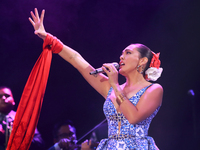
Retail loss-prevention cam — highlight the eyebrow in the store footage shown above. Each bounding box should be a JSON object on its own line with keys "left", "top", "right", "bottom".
{"left": 122, "top": 49, "right": 132, "bottom": 54}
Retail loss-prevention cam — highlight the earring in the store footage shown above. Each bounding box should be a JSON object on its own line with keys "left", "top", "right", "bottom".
{"left": 137, "top": 65, "right": 144, "bottom": 74}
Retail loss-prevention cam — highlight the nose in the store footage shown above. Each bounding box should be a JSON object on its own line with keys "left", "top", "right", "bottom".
{"left": 120, "top": 54, "right": 124, "bottom": 60}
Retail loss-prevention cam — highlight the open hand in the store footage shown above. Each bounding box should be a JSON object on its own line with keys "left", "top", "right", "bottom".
{"left": 29, "top": 8, "right": 47, "bottom": 40}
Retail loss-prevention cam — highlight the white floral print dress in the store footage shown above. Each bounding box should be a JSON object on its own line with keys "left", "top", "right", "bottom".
{"left": 96, "top": 84, "right": 160, "bottom": 150}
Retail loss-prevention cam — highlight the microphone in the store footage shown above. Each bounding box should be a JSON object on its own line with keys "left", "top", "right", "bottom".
{"left": 89, "top": 62, "right": 119, "bottom": 75}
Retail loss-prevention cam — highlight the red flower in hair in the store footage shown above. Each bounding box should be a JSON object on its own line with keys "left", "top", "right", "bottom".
{"left": 145, "top": 51, "right": 163, "bottom": 81}
{"left": 150, "top": 52, "right": 161, "bottom": 69}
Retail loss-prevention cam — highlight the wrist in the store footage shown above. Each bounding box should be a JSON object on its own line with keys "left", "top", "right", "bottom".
{"left": 35, "top": 31, "right": 47, "bottom": 40}
{"left": 40, "top": 32, "right": 47, "bottom": 40}
{"left": 116, "top": 93, "right": 127, "bottom": 105}
{"left": 42, "top": 32, "right": 47, "bottom": 40}
{"left": 111, "top": 83, "right": 119, "bottom": 90}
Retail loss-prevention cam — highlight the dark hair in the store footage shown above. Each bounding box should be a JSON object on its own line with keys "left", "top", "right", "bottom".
{"left": 52, "top": 120, "right": 75, "bottom": 139}
{"left": 134, "top": 44, "right": 153, "bottom": 76}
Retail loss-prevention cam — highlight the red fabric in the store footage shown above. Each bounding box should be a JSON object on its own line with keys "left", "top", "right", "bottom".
{"left": 6, "top": 34, "right": 63, "bottom": 150}
{"left": 149, "top": 52, "right": 161, "bottom": 69}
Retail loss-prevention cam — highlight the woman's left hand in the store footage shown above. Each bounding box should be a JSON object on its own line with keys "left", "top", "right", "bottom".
{"left": 102, "top": 63, "right": 119, "bottom": 87}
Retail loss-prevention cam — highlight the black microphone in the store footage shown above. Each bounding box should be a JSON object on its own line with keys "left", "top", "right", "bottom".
{"left": 89, "top": 62, "right": 119, "bottom": 75}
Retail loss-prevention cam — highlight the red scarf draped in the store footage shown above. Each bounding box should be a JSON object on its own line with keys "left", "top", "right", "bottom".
{"left": 7, "top": 34, "right": 63, "bottom": 150}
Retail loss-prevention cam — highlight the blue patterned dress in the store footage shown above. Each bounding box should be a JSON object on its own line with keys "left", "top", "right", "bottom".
{"left": 96, "top": 84, "right": 160, "bottom": 150}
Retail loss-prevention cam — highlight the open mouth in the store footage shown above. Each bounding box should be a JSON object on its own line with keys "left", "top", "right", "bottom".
{"left": 119, "top": 62, "right": 125, "bottom": 67}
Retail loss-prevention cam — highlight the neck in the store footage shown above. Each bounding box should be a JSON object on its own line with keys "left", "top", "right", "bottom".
{"left": 124, "top": 71, "right": 146, "bottom": 87}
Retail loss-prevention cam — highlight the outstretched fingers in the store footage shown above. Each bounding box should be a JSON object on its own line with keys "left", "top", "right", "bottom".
{"left": 29, "top": 10, "right": 37, "bottom": 27}
{"left": 28, "top": 17, "right": 34, "bottom": 27}
{"left": 30, "top": 11, "right": 37, "bottom": 22}
{"left": 34, "top": 8, "right": 40, "bottom": 20}
{"left": 40, "top": 9, "right": 45, "bottom": 23}
{"left": 29, "top": 8, "right": 45, "bottom": 25}
{"left": 28, "top": 8, "right": 47, "bottom": 39}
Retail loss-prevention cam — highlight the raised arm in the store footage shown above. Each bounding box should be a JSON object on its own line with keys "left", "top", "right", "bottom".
{"left": 29, "top": 8, "right": 111, "bottom": 98}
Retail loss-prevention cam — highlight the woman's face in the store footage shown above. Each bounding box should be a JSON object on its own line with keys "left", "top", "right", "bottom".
{"left": 119, "top": 44, "right": 141, "bottom": 75}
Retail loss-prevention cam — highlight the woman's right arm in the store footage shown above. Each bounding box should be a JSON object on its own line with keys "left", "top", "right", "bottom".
{"left": 58, "top": 44, "right": 111, "bottom": 98}
{"left": 29, "top": 8, "right": 111, "bottom": 98}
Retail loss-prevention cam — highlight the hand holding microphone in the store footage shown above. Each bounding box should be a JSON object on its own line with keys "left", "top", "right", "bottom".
{"left": 89, "top": 62, "right": 119, "bottom": 75}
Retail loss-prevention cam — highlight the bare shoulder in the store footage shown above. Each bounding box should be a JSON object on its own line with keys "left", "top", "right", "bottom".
{"left": 143, "top": 83, "right": 163, "bottom": 106}
{"left": 148, "top": 83, "right": 163, "bottom": 93}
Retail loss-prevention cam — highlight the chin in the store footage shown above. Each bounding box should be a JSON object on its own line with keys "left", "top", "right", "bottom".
{"left": 119, "top": 69, "right": 126, "bottom": 76}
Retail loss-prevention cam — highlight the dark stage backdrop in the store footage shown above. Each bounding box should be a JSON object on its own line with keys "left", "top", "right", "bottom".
{"left": 0, "top": 0, "right": 200, "bottom": 149}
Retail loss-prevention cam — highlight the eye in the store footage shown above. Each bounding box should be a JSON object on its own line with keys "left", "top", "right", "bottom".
{"left": 0, "top": 94, "right": 10, "bottom": 98}
{"left": 126, "top": 51, "right": 131, "bottom": 54}
{"left": 4, "top": 94, "right": 10, "bottom": 98}
{"left": 5, "top": 94, "right": 10, "bottom": 98}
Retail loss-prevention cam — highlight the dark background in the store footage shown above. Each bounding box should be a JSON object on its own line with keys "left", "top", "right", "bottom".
{"left": 0, "top": 0, "right": 200, "bottom": 149}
